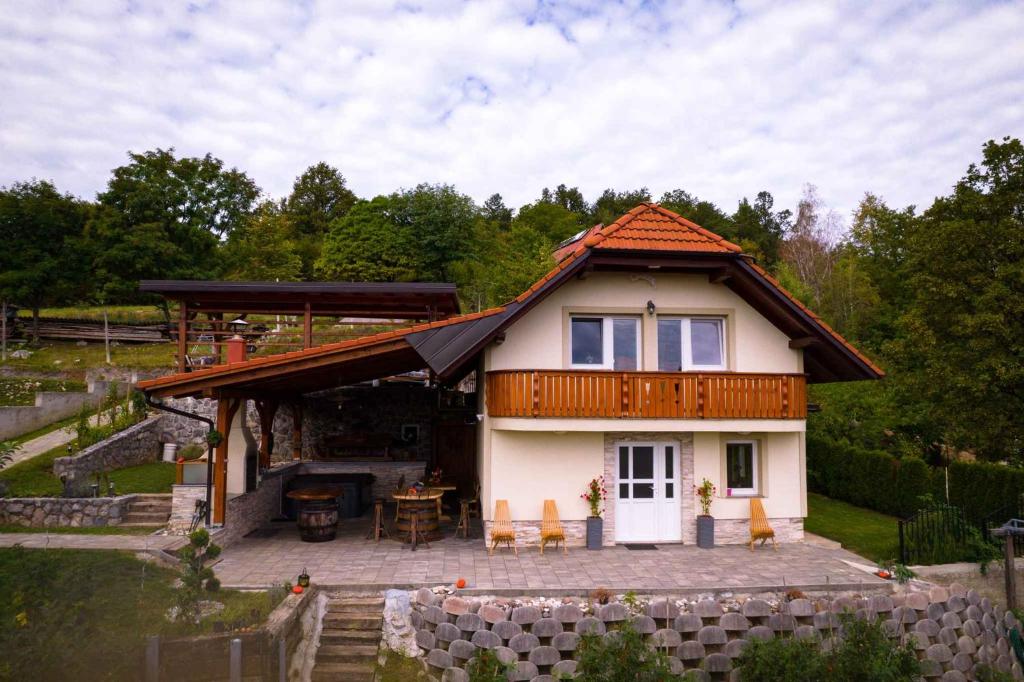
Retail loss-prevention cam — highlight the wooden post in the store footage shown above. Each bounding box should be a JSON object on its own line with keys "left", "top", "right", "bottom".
{"left": 292, "top": 402, "right": 303, "bottom": 461}
{"left": 255, "top": 399, "right": 279, "bottom": 469}
{"left": 1006, "top": 533, "right": 1016, "bottom": 612}
{"left": 103, "top": 309, "right": 111, "bottom": 364}
{"left": 213, "top": 397, "right": 241, "bottom": 525}
{"left": 177, "top": 303, "right": 188, "bottom": 372}
{"left": 303, "top": 303, "right": 312, "bottom": 349}
{"left": 1, "top": 300, "right": 6, "bottom": 363}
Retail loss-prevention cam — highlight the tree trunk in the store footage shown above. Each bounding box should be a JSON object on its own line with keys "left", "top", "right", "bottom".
{"left": 31, "top": 306, "right": 40, "bottom": 346}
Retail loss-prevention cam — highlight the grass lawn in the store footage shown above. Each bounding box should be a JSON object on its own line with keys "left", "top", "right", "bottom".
{"left": 805, "top": 492, "right": 900, "bottom": 563}
{"left": 0, "top": 442, "right": 176, "bottom": 498}
{"left": 1, "top": 340, "right": 176, "bottom": 375}
{"left": 0, "top": 376, "right": 87, "bottom": 406}
{"left": 0, "top": 524, "right": 158, "bottom": 535}
{"left": 16, "top": 304, "right": 168, "bottom": 324}
{"left": 0, "top": 548, "right": 283, "bottom": 680}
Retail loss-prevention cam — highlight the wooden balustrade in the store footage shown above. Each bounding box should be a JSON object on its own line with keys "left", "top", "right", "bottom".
{"left": 485, "top": 370, "right": 807, "bottom": 419}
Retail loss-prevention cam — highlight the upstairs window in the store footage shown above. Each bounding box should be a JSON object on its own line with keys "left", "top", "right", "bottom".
{"left": 656, "top": 317, "right": 725, "bottom": 371}
{"left": 570, "top": 316, "right": 639, "bottom": 370}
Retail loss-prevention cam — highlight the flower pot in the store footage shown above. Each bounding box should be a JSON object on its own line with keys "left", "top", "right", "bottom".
{"left": 586, "top": 516, "right": 603, "bottom": 550}
{"left": 696, "top": 515, "right": 715, "bottom": 549}
{"left": 162, "top": 442, "right": 178, "bottom": 463}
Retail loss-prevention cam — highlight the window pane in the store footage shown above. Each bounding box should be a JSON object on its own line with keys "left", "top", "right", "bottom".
{"left": 612, "top": 319, "right": 638, "bottom": 370}
{"left": 571, "top": 318, "right": 603, "bottom": 365}
{"left": 657, "top": 320, "right": 682, "bottom": 371}
{"left": 665, "top": 447, "right": 674, "bottom": 479}
{"left": 619, "top": 483, "right": 629, "bottom": 499}
{"left": 727, "top": 443, "right": 755, "bottom": 490}
{"left": 691, "top": 319, "right": 723, "bottom": 366}
{"left": 633, "top": 446, "right": 654, "bottom": 479}
{"left": 633, "top": 483, "right": 654, "bottom": 498}
{"left": 619, "top": 446, "right": 629, "bottom": 478}
{"left": 665, "top": 482, "right": 674, "bottom": 498}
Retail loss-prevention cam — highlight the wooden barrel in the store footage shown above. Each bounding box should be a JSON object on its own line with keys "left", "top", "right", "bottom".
{"left": 297, "top": 499, "right": 339, "bottom": 542}
{"left": 396, "top": 498, "right": 441, "bottom": 541}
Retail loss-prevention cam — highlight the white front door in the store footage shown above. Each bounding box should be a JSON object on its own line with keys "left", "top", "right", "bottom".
{"left": 614, "top": 442, "right": 681, "bottom": 543}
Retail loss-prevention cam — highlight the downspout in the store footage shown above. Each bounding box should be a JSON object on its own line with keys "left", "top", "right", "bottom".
{"left": 145, "top": 393, "right": 215, "bottom": 526}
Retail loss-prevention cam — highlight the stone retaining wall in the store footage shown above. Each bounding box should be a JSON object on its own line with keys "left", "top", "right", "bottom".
{"left": 483, "top": 521, "right": 588, "bottom": 548}
{"left": 0, "top": 494, "right": 136, "bottom": 527}
{"left": 714, "top": 517, "right": 804, "bottom": 544}
{"left": 406, "top": 585, "right": 1024, "bottom": 681}
{"left": 168, "top": 485, "right": 207, "bottom": 534}
{"left": 215, "top": 465, "right": 300, "bottom": 547}
{"left": 0, "top": 379, "right": 123, "bottom": 440}
{"left": 296, "top": 461, "right": 425, "bottom": 500}
{"left": 52, "top": 415, "right": 163, "bottom": 485}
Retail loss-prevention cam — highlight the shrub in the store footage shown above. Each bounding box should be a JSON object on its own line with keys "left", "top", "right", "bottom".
{"left": 576, "top": 623, "right": 675, "bottom": 681}
{"left": 175, "top": 528, "right": 222, "bottom": 623}
{"left": 179, "top": 443, "right": 205, "bottom": 461}
{"left": 736, "top": 634, "right": 827, "bottom": 682}
{"left": 466, "top": 648, "right": 511, "bottom": 682}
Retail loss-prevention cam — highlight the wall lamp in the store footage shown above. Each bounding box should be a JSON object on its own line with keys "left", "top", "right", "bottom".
{"left": 646, "top": 300, "right": 656, "bottom": 316}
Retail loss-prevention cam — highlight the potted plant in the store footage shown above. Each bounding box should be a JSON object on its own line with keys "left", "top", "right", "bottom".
{"left": 580, "top": 476, "right": 608, "bottom": 550}
{"left": 694, "top": 477, "right": 716, "bottom": 549}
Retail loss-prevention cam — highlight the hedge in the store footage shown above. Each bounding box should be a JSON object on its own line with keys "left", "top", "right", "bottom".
{"left": 806, "top": 435, "right": 1024, "bottom": 524}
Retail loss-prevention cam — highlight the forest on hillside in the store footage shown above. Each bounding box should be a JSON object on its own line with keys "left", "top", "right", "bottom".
{"left": 1, "top": 138, "right": 1022, "bottom": 464}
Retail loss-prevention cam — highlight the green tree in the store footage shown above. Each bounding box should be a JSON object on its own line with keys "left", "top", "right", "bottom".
{"left": 732, "top": 191, "right": 791, "bottom": 265}
{"left": 316, "top": 196, "right": 417, "bottom": 281}
{"left": 658, "top": 188, "right": 737, "bottom": 239}
{"left": 514, "top": 200, "right": 582, "bottom": 243}
{"left": 284, "top": 163, "right": 358, "bottom": 278}
{"left": 540, "top": 183, "right": 590, "bottom": 217}
{"left": 481, "top": 193, "right": 513, "bottom": 229}
{"left": 221, "top": 203, "right": 303, "bottom": 281}
{"left": 0, "top": 180, "right": 89, "bottom": 341}
{"left": 591, "top": 187, "right": 652, "bottom": 226}
{"left": 390, "top": 183, "right": 479, "bottom": 281}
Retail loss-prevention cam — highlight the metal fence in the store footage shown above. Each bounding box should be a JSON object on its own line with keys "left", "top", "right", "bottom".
{"left": 898, "top": 503, "right": 971, "bottom": 565}
{"left": 980, "top": 496, "right": 1024, "bottom": 558}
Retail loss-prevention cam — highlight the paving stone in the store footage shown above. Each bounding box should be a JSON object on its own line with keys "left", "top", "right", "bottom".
{"left": 528, "top": 645, "right": 561, "bottom": 667}
{"left": 553, "top": 604, "right": 582, "bottom": 624}
{"left": 892, "top": 605, "right": 918, "bottom": 625}
{"left": 448, "top": 639, "right": 475, "bottom": 661}
{"left": 599, "top": 603, "right": 629, "bottom": 622}
{"left": 741, "top": 599, "right": 771, "bottom": 618}
{"left": 630, "top": 615, "right": 657, "bottom": 635}
{"left": 456, "top": 613, "right": 485, "bottom": 634}
{"left": 479, "top": 605, "right": 508, "bottom": 624}
{"left": 697, "top": 625, "right": 728, "bottom": 646}
{"left": 788, "top": 598, "right": 814, "bottom": 617}
{"left": 695, "top": 599, "right": 724, "bottom": 619}
{"left": 915, "top": 619, "right": 941, "bottom": 637}
{"left": 930, "top": 586, "right": 950, "bottom": 603}
{"left": 531, "top": 617, "right": 563, "bottom": 639}
{"left": 436, "top": 623, "right": 462, "bottom": 646}
{"left": 551, "top": 660, "right": 577, "bottom": 677}
{"left": 941, "top": 612, "right": 962, "bottom": 629}
{"left": 870, "top": 595, "right": 894, "bottom": 614}
{"left": 651, "top": 628, "right": 683, "bottom": 648}
{"left": 508, "top": 633, "right": 540, "bottom": 654}
{"left": 768, "top": 613, "right": 797, "bottom": 631}
{"left": 415, "top": 588, "right": 437, "bottom": 606}
{"left": 674, "top": 613, "right": 703, "bottom": 633}
{"left": 746, "top": 625, "right": 775, "bottom": 641}
{"left": 511, "top": 606, "right": 541, "bottom": 626}
{"left": 424, "top": 605, "right": 448, "bottom": 627}
{"left": 508, "top": 661, "right": 538, "bottom": 681}
{"left": 677, "top": 640, "right": 706, "bottom": 660}
{"left": 720, "top": 612, "right": 750, "bottom": 632}
{"left": 574, "top": 617, "right": 605, "bottom": 635}
{"left": 444, "top": 597, "right": 470, "bottom": 617}
{"left": 552, "top": 631, "right": 580, "bottom": 653}
{"left": 946, "top": 596, "right": 967, "bottom": 613}
{"left": 724, "top": 639, "right": 748, "bottom": 658}
{"left": 416, "top": 629, "right": 436, "bottom": 651}
{"left": 493, "top": 646, "right": 517, "bottom": 666}
{"left": 927, "top": 603, "right": 947, "bottom": 622}
{"left": 441, "top": 667, "right": 469, "bottom": 682}
{"left": 702, "top": 653, "right": 732, "bottom": 673}
{"left": 927, "top": 643, "right": 954, "bottom": 663}
{"left": 492, "top": 620, "right": 523, "bottom": 641}
{"left": 813, "top": 611, "right": 840, "bottom": 630}
{"left": 938, "top": 627, "right": 959, "bottom": 646}
{"left": 906, "top": 592, "right": 930, "bottom": 611}
{"left": 648, "top": 599, "right": 679, "bottom": 620}
{"left": 426, "top": 648, "right": 454, "bottom": 670}
{"left": 471, "top": 629, "right": 501, "bottom": 650}
{"left": 918, "top": 658, "right": 943, "bottom": 678}
{"left": 794, "top": 625, "right": 819, "bottom": 640}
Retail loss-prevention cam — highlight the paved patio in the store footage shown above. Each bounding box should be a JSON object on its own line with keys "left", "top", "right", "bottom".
{"left": 213, "top": 517, "right": 889, "bottom": 594}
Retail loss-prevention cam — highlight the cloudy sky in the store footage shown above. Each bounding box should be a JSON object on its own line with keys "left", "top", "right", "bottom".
{"left": 2, "top": 0, "right": 1022, "bottom": 220}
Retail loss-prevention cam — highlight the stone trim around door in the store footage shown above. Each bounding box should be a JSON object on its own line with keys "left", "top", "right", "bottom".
{"left": 602, "top": 432, "right": 695, "bottom": 547}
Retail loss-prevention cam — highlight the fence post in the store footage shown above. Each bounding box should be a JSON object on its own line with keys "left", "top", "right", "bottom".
{"left": 145, "top": 635, "right": 159, "bottom": 682}
{"left": 898, "top": 519, "right": 906, "bottom": 565}
{"left": 230, "top": 638, "right": 242, "bottom": 682}
{"left": 1006, "top": 535, "right": 1017, "bottom": 612}
{"left": 278, "top": 637, "right": 287, "bottom": 682}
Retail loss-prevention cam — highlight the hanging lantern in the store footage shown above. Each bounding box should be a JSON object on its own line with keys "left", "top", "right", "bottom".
{"left": 297, "top": 568, "right": 310, "bottom": 588}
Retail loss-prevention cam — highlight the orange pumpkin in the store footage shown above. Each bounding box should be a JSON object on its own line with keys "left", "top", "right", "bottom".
{"left": 456, "top": 578, "right": 467, "bottom": 589}
{"left": 292, "top": 585, "right": 304, "bottom": 594}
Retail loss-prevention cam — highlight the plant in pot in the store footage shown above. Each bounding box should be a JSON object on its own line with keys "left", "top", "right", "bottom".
{"left": 694, "top": 477, "right": 716, "bottom": 549}
{"left": 580, "top": 476, "right": 608, "bottom": 550}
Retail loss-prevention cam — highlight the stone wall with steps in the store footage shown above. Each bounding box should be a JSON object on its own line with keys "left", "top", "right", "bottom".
{"left": 312, "top": 594, "right": 383, "bottom": 682}
{"left": 52, "top": 415, "right": 164, "bottom": 486}
{"left": 0, "top": 494, "right": 137, "bottom": 527}
{"left": 402, "top": 584, "right": 1024, "bottom": 681}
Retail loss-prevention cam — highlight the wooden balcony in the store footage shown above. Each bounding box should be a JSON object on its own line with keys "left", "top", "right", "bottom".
{"left": 486, "top": 370, "right": 807, "bottom": 419}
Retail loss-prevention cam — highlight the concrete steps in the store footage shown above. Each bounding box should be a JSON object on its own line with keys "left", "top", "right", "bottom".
{"left": 120, "top": 494, "right": 171, "bottom": 529}
{"left": 312, "top": 594, "right": 383, "bottom": 682}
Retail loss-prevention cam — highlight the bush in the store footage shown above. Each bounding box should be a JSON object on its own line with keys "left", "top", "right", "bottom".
{"left": 466, "top": 648, "right": 511, "bottom": 682}
{"left": 736, "top": 635, "right": 827, "bottom": 682}
{"left": 179, "top": 443, "right": 205, "bottom": 461}
{"left": 576, "top": 623, "right": 676, "bottom": 681}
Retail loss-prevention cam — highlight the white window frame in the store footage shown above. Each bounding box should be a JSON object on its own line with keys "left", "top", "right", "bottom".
{"left": 569, "top": 315, "right": 641, "bottom": 370}
{"left": 657, "top": 316, "right": 726, "bottom": 371}
{"left": 725, "top": 439, "right": 759, "bottom": 497}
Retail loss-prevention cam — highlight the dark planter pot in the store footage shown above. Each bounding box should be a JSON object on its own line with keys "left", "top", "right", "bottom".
{"left": 586, "top": 516, "right": 603, "bottom": 550}
{"left": 696, "top": 515, "right": 715, "bottom": 549}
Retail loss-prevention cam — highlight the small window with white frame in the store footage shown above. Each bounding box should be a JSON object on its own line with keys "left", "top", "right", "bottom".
{"left": 725, "top": 440, "right": 758, "bottom": 496}
{"left": 570, "top": 316, "right": 640, "bottom": 370}
{"left": 656, "top": 317, "right": 726, "bottom": 371}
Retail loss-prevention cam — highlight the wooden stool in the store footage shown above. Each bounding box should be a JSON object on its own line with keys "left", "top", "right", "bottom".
{"left": 455, "top": 500, "right": 471, "bottom": 539}
{"left": 408, "top": 509, "right": 430, "bottom": 551}
{"left": 365, "top": 498, "right": 390, "bottom": 542}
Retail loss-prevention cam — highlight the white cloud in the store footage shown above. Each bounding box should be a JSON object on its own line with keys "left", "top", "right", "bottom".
{"left": 0, "top": 0, "right": 1022, "bottom": 222}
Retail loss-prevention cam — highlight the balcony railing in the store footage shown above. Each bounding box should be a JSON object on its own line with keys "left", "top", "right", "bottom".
{"left": 486, "top": 370, "right": 807, "bottom": 419}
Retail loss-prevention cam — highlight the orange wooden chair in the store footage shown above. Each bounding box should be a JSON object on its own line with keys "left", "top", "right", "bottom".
{"left": 749, "top": 498, "right": 777, "bottom": 550}
{"left": 490, "top": 499, "right": 517, "bottom": 556}
{"left": 540, "top": 499, "right": 567, "bottom": 555}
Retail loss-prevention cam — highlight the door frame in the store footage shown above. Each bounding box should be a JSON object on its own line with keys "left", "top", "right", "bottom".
{"left": 614, "top": 440, "right": 681, "bottom": 543}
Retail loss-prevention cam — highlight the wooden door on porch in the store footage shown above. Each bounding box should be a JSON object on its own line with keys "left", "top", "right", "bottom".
{"left": 432, "top": 419, "right": 477, "bottom": 494}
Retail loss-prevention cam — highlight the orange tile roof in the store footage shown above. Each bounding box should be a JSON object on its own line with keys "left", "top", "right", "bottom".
{"left": 137, "top": 305, "right": 508, "bottom": 391}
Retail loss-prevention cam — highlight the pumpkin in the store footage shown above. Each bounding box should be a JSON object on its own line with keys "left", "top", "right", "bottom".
{"left": 456, "top": 578, "right": 466, "bottom": 589}
{"left": 292, "top": 585, "right": 304, "bottom": 594}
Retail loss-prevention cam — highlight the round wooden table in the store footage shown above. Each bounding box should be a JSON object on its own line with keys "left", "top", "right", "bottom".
{"left": 393, "top": 489, "right": 444, "bottom": 544}
{"left": 287, "top": 486, "right": 343, "bottom": 542}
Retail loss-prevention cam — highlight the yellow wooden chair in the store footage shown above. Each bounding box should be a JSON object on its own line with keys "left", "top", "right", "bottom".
{"left": 490, "top": 499, "right": 517, "bottom": 556}
{"left": 540, "top": 499, "right": 567, "bottom": 555}
{"left": 749, "top": 498, "right": 777, "bottom": 551}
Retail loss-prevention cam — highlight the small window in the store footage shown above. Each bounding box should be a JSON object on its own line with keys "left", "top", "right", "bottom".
{"left": 726, "top": 441, "right": 758, "bottom": 496}
{"left": 570, "top": 316, "right": 640, "bottom": 370}
{"left": 657, "top": 317, "right": 726, "bottom": 371}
